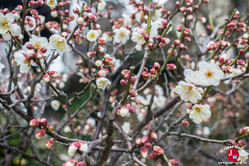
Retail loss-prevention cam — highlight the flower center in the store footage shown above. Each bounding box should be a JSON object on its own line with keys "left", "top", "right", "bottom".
{"left": 119, "top": 31, "right": 125, "bottom": 37}
{"left": 205, "top": 71, "right": 213, "bottom": 78}
{"left": 90, "top": 32, "right": 96, "bottom": 39}
{"left": 55, "top": 39, "right": 66, "bottom": 50}
{"left": 186, "top": 85, "right": 193, "bottom": 91}
{"left": 195, "top": 107, "right": 201, "bottom": 112}
{"left": 1, "top": 20, "right": 10, "bottom": 29}
{"left": 49, "top": 0, "right": 56, "bottom": 5}
{"left": 34, "top": 43, "right": 42, "bottom": 50}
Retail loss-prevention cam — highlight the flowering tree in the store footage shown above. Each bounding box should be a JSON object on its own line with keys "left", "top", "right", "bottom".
{"left": 0, "top": 0, "right": 249, "bottom": 165}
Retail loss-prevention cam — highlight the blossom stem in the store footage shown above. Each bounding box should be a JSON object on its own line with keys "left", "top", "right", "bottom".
{"left": 228, "top": 45, "right": 249, "bottom": 67}
{"left": 146, "top": 10, "right": 152, "bottom": 38}
{"left": 122, "top": 66, "right": 135, "bottom": 103}
{"left": 210, "top": 9, "right": 237, "bottom": 59}
{"left": 197, "top": 86, "right": 212, "bottom": 104}
{"left": 163, "top": 154, "right": 172, "bottom": 166}
{"left": 234, "top": 132, "right": 249, "bottom": 142}
{"left": 158, "top": 28, "right": 185, "bottom": 76}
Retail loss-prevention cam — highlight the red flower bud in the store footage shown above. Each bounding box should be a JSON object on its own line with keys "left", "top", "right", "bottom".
{"left": 40, "top": 118, "right": 48, "bottom": 126}
{"left": 35, "top": 130, "right": 45, "bottom": 139}
{"left": 29, "top": 119, "right": 39, "bottom": 127}
{"left": 46, "top": 139, "right": 55, "bottom": 149}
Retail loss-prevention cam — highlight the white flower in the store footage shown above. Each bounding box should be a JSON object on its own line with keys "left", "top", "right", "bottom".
{"left": 197, "top": 61, "right": 224, "bottom": 86}
{"left": 238, "top": 149, "right": 249, "bottom": 163}
{"left": 119, "top": 107, "right": 129, "bottom": 117}
{"left": 24, "top": 16, "right": 36, "bottom": 31}
{"left": 122, "top": 122, "right": 130, "bottom": 134}
{"left": 131, "top": 28, "right": 146, "bottom": 45}
{"left": 79, "top": 142, "right": 88, "bottom": 152}
{"left": 98, "top": 0, "right": 106, "bottom": 10}
{"left": 184, "top": 69, "right": 201, "bottom": 85}
{"left": 2, "top": 24, "right": 21, "bottom": 41}
{"left": 51, "top": 100, "right": 60, "bottom": 111}
{"left": 68, "top": 142, "right": 78, "bottom": 157}
{"left": 87, "top": 30, "right": 99, "bottom": 42}
{"left": 23, "top": 34, "right": 51, "bottom": 56}
{"left": 49, "top": 34, "right": 68, "bottom": 54}
{"left": 187, "top": 104, "right": 211, "bottom": 124}
{"left": 113, "top": 27, "right": 130, "bottom": 44}
{"left": 96, "top": 77, "right": 111, "bottom": 90}
{"left": 122, "top": 14, "right": 132, "bottom": 26}
{"left": 0, "top": 13, "right": 14, "bottom": 34}
{"left": 46, "top": 0, "right": 57, "bottom": 9}
{"left": 14, "top": 50, "right": 33, "bottom": 73}
{"left": 174, "top": 81, "right": 202, "bottom": 103}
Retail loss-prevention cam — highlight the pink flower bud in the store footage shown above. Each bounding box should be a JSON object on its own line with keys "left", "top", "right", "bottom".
{"left": 120, "top": 79, "right": 127, "bottom": 86}
{"left": 73, "top": 7, "right": 80, "bottom": 14}
{"left": 87, "top": 51, "right": 96, "bottom": 58}
{"left": 161, "top": 37, "right": 170, "bottom": 44}
{"left": 219, "top": 54, "right": 228, "bottom": 64}
{"left": 97, "top": 46, "right": 104, "bottom": 53}
{"left": 131, "top": 76, "right": 136, "bottom": 84}
{"left": 48, "top": 71, "right": 58, "bottom": 78}
{"left": 169, "top": 159, "right": 178, "bottom": 166}
{"left": 239, "top": 126, "right": 249, "bottom": 135}
{"left": 98, "top": 38, "right": 106, "bottom": 45}
{"left": 184, "top": 29, "right": 191, "bottom": 36}
{"left": 29, "top": 119, "right": 39, "bottom": 127}
{"left": 182, "top": 120, "right": 189, "bottom": 127}
{"left": 68, "top": 142, "right": 79, "bottom": 156}
{"left": 150, "top": 132, "right": 158, "bottom": 141}
{"left": 229, "top": 140, "right": 236, "bottom": 145}
{"left": 155, "top": 35, "right": 161, "bottom": 41}
{"left": 35, "top": 130, "right": 45, "bottom": 139}
{"left": 141, "top": 136, "right": 149, "bottom": 144}
{"left": 239, "top": 49, "right": 244, "bottom": 54}
{"left": 148, "top": 43, "right": 154, "bottom": 50}
{"left": 140, "top": 147, "right": 148, "bottom": 158}
{"left": 144, "top": 143, "right": 152, "bottom": 149}
{"left": 76, "top": 17, "right": 84, "bottom": 24}
{"left": 40, "top": 118, "right": 48, "bottom": 126}
{"left": 162, "top": 20, "right": 168, "bottom": 28}
{"left": 227, "top": 59, "right": 234, "bottom": 65}
{"left": 124, "top": 73, "right": 130, "bottom": 79}
{"left": 77, "top": 161, "right": 86, "bottom": 166}
{"left": 237, "top": 59, "right": 245, "bottom": 66}
{"left": 166, "top": 63, "right": 176, "bottom": 70}
{"left": 35, "top": 51, "right": 43, "bottom": 59}
{"left": 28, "top": 0, "right": 36, "bottom": 8}
{"left": 43, "top": 74, "right": 51, "bottom": 82}
{"left": 26, "top": 44, "right": 34, "bottom": 50}
{"left": 238, "top": 140, "right": 247, "bottom": 147}
{"left": 46, "top": 139, "right": 55, "bottom": 149}
{"left": 153, "top": 146, "right": 164, "bottom": 155}
{"left": 149, "top": 152, "right": 157, "bottom": 159}
{"left": 95, "top": 60, "right": 103, "bottom": 67}
{"left": 224, "top": 66, "right": 234, "bottom": 73}
{"left": 142, "top": 71, "right": 150, "bottom": 80}
{"left": 40, "top": 47, "right": 47, "bottom": 53}
{"left": 79, "top": 141, "right": 88, "bottom": 152}
{"left": 128, "top": 106, "right": 135, "bottom": 113}
{"left": 63, "top": 159, "right": 77, "bottom": 166}
{"left": 129, "top": 90, "right": 137, "bottom": 97}
{"left": 135, "top": 138, "right": 142, "bottom": 145}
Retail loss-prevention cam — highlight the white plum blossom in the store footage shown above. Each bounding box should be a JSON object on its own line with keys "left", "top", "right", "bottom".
{"left": 98, "top": 0, "right": 106, "bottom": 10}
{"left": 122, "top": 122, "right": 130, "bottom": 134}
{"left": 238, "top": 149, "right": 249, "bottom": 163}
{"left": 2, "top": 24, "right": 21, "bottom": 41}
{"left": 78, "top": 142, "right": 88, "bottom": 152}
{"left": 87, "top": 30, "right": 99, "bottom": 42}
{"left": 131, "top": 28, "right": 146, "bottom": 45}
{"left": 119, "top": 107, "right": 129, "bottom": 117}
{"left": 68, "top": 143, "right": 78, "bottom": 157}
{"left": 184, "top": 61, "right": 224, "bottom": 86}
{"left": 14, "top": 50, "right": 34, "bottom": 73}
{"left": 46, "top": 0, "right": 57, "bottom": 9}
{"left": 187, "top": 104, "right": 211, "bottom": 124}
{"left": 23, "top": 34, "right": 51, "bottom": 56}
{"left": 0, "top": 12, "right": 14, "bottom": 34}
{"left": 96, "top": 77, "right": 111, "bottom": 90}
{"left": 113, "top": 27, "right": 130, "bottom": 44}
{"left": 122, "top": 13, "right": 132, "bottom": 26}
{"left": 197, "top": 61, "right": 224, "bottom": 86}
{"left": 174, "top": 81, "right": 202, "bottom": 103}
{"left": 49, "top": 34, "right": 68, "bottom": 54}
{"left": 51, "top": 100, "right": 60, "bottom": 111}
